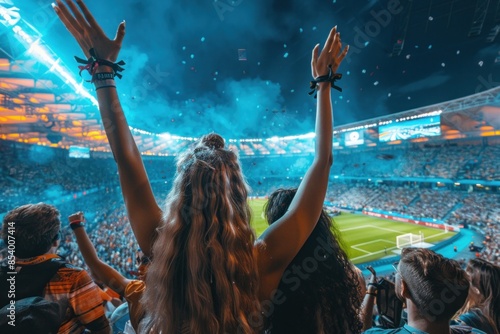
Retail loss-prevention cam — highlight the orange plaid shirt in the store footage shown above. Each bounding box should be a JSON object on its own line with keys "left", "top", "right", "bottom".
{"left": 16, "top": 254, "right": 109, "bottom": 334}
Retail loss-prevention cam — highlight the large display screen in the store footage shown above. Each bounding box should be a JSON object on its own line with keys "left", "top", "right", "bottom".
{"left": 379, "top": 116, "right": 441, "bottom": 142}
{"left": 69, "top": 146, "right": 90, "bottom": 158}
{"left": 345, "top": 130, "right": 364, "bottom": 146}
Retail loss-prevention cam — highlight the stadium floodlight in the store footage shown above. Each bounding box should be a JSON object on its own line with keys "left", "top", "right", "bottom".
{"left": 1, "top": 3, "right": 98, "bottom": 107}
{"left": 0, "top": 2, "right": 169, "bottom": 140}
{"left": 159, "top": 133, "right": 172, "bottom": 140}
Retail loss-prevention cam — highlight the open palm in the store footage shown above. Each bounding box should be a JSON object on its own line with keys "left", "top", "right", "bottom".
{"left": 53, "top": 0, "right": 125, "bottom": 62}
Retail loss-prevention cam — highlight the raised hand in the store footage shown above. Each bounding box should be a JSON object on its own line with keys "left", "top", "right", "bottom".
{"left": 53, "top": 0, "right": 125, "bottom": 62}
{"left": 68, "top": 211, "right": 85, "bottom": 224}
{"left": 311, "top": 26, "right": 349, "bottom": 79}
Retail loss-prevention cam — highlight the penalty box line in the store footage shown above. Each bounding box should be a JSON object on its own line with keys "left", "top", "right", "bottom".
{"left": 351, "top": 239, "right": 397, "bottom": 255}
{"left": 341, "top": 224, "right": 403, "bottom": 234}
{"left": 344, "top": 225, "right": 400, "bottom": 259}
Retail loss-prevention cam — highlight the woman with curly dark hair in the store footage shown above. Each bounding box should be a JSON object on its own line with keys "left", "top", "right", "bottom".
{"left": 264, "top": 188, "right": 363, "bottom": 334}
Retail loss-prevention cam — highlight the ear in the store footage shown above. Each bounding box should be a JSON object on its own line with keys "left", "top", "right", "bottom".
{"left": 401, "top": 280, "right": 411, "bottom": 299}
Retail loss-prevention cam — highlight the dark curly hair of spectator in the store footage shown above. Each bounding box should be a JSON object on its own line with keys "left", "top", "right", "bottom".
{"left": 264, "top": 188, "right": 362, "bottom": 334}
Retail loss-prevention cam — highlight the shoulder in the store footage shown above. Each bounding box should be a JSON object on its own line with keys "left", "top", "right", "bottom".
{"left": 54, "top": 263, "right": 91, "bottom": 282}
{"left": 457, "top": 309, "right": 491, "bottom": 334}
{"left": 451, "top": 324, "right": 487, "bottom": 334}
{"left": 458, "top": 309, "right": 484, "bottom": 323}
{"left": 363, "top": 327, "right": 405, "bottom": 333}
{"left": 59, "top": 261, "right": 82, "bottom": 271}
{"left": 48, "top": 263, "right": 97, "bottom": 295}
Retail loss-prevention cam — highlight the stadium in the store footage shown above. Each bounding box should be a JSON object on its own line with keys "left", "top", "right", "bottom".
{"left": 0, "top": 0, "right": 499, "bottom": 333}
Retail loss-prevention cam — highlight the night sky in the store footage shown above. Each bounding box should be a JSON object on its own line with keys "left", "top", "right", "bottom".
{"left": 13, "top": 0, "right": 500, "bottom": 138}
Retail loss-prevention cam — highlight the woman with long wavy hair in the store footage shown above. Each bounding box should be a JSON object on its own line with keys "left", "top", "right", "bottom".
{"left": 264, "top": 188, "right": 362, "bottom": 334}
{"left": 54, "top": 1, "right": 348, "bottom": 332}
{"left": 455, "top": 258, "right": 500, "bottom": 334}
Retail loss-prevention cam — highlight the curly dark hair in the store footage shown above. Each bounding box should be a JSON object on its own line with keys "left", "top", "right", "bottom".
{"left": 263, "top": 188, "right": 362, "bottom": 334}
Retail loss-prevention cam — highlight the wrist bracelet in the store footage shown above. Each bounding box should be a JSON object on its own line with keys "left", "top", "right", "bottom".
{"left": 94, "top": 79, "right": 116, "bottom": 91}
{"left": 93, "top": 72, "right": 115, "bottom": 82}
{"left": 368, "top": 283, "right": 378, "bottom": 288}
{"left": 75, "top": 48, "right": 125, "bottom": 80}
{"left": 70, "top": 222, "right": 84, "bottom": 230}
{"left": 95, "top": 85, "right": 117, "bottom": 91}
{"left": 308, "top": 65, "right": 342, "bottom": 98}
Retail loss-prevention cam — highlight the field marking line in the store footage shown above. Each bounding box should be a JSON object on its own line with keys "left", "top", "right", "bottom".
{"left": 370, "top": 225, "right": 407, "bottom": 234}
{"left": 351, "top": 246, "right": 399, "bottom": 261}
{"left": 353, "top": 239, "right": 396, "bottom": 247}
{"left": 423, "top": 231, "right": 451, "bottom": 241}
{"left": 351, "top": 246, "right": 371, "bottom": 254}
{"left": 341, "top": 225, "right": 372, "bottom": 232}
{"left": 340, "top": 224, "right": 404, "bottom": 234}
{"left": 351, "top": 239, "right": 397, "bottom": 256}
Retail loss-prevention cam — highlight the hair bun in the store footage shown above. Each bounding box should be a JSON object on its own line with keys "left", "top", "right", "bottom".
{"left": 201, "top": 133, "right": 225, "bottom": 149}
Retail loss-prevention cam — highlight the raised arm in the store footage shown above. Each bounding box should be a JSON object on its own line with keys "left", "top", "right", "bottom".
{"left": 69, "top": 212, "right": 130, "bottom": 296}
{"left": 258, "top": 27, "right": 348, "bottom": 273}
{"left": 361, "top": 266, "right": 378, "bottom": 331}
{"left": 53, "top": 0, "right": 162, "bottom": 255}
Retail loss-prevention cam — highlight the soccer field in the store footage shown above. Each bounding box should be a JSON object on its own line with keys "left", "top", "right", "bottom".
{"left": 249, "top": 199, "right": 456, "bottom": 264}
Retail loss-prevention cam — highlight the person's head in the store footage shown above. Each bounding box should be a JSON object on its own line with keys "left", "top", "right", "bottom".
{"left": 2, "top": 203, "right": 61, "bottom": 258}
{"left": 143, "top": 133, "right": 259, "bottom": 334}
{"left": 396, "top": 248, "right": 469, "bottom": 323}
{"left": 466, "top": 258, "right": 500, "bottom": 329}
{"left": 135, "top": 250, "right": 150, "bottom": 281}
{"left": 264, "top": 188, "right": 362, "bottom": 333}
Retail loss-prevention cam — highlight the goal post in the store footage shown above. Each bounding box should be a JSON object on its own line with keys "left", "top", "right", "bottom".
{"left": 396, "top": 233, "right": 423, "bottom": 249}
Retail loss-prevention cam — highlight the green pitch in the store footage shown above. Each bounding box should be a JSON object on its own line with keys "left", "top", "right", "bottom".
{"left": 249, "top": 199, "right": 456, "bottom": 264}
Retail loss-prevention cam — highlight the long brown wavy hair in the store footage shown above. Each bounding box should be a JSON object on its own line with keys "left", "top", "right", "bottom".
{"left": 143, "top": 134, "right": 260, "bottom": 334}
{"left": 466, "top": 258, "right": 500, "bottom": 331}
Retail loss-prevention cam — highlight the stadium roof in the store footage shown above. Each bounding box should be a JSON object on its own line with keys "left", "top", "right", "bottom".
{"left": 0, "top": 0, "right": 499, "bottom": 156}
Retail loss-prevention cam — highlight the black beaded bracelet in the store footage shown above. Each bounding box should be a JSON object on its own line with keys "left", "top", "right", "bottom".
{"left": 70, "top": 222, "right": 84, "bottom": 230}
